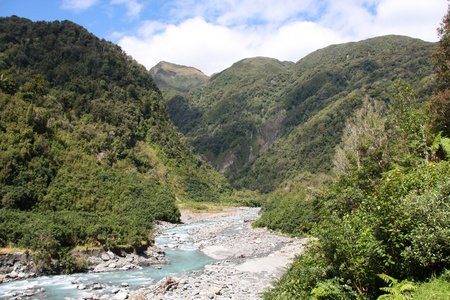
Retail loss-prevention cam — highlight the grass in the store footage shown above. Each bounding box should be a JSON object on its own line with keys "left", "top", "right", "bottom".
{"left": 412, "top": 270, "right": 450, "bottom": 300}
{"left": 0, "top": 244, "right": 28, "bottom": 254}
{"left": 177, "top": 201, "right": 239, "bottom": 213}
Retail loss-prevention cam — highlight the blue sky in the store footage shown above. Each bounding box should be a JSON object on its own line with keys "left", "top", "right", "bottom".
{"left": 1, "top": 0, "right": 447, "bottom": 75}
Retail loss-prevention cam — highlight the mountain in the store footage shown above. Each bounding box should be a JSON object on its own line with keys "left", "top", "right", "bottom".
{"left": 0, "top": 16, "right": 231, "bottom": 267}
{"left": 150, "top": 61, "right": 209, "bottom": 94}
{"left": 164, "top": 36, "right": 437, "bottom": 192}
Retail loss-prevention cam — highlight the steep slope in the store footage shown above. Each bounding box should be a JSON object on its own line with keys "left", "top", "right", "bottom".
{"left": 166, "top": 36, "right": 437, "bottom": 192}
{"left": 0, "top": 16, "right": 231, "bottom": 262}
{"left": 150, "top": 61, "right": 209, "bottom": 93}
{"left": 168, "top": 57, "right": 295, "bottom": 173}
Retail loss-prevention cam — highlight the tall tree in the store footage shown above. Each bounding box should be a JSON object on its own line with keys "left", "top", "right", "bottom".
{"left": 333, "top": 98, "right": 388, "bottom": 177}
{"left": 431, "top": 4, "right": 450, "bottom": 134}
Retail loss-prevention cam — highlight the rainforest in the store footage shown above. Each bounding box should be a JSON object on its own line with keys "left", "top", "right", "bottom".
{"left": 2, "top": 5, "right": 450, "bottom": 299}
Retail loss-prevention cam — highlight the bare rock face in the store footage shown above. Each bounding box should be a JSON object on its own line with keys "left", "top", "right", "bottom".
{"left": 78, "top": 246, "right": 169, "bottom": 273}
{"left": 0, "top": 252, "right": 37, "bottom": 282}
{"left": 212, "top": 110, "right": 287, "bottom": 174}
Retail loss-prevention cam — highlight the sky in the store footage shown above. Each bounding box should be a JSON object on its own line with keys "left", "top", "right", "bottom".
{"left": 1, "top": 0, "right": 448, "bottom": 75}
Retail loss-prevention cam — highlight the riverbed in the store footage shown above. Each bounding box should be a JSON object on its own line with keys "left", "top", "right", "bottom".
{"left": 0, "top": 207, "right": 308, "bottom": 299}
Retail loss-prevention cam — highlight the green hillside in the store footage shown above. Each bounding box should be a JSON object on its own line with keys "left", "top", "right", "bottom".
{"left": 0, "top": 16, "right": 231, "bottom": 271}
{"left": 150, "top": 61, "right": 209, "bottom": 94}
{"left": 166, "top": 36, "right": 437, "bottom": 192}
{"left": 258, "top": 10, "right": 450, "bottom": 296}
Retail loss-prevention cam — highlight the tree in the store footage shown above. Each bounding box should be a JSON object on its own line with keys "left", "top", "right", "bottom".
{"left": 431, "top": 4, "right": 450, "bottom": 134}
{"left": 333, "top": 97, "right": 388, "bottom": 177}
{"left": 390, "top": 82, "right": 432, "bottom": 167}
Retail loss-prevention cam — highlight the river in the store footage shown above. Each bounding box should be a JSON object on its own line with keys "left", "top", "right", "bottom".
{"left": 0, "top": 207, "right": 306, "bottom": 300}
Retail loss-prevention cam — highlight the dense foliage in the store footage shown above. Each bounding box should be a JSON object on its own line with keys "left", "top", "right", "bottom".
{"left": 0, "top": 16, "right": 231, "bottom": 272}
{"left": 165, "top": 37, "right": 437, "bottom": 193}
{"left": 260, "top": 6, "right": 450, "bottom": 299}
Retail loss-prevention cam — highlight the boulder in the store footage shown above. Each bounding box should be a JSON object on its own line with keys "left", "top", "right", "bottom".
{"left": 111, "top": 291, "right": 128, "bottom": 300}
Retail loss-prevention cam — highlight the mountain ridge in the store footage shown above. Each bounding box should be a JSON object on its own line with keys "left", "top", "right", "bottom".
{"left": 150, "top": 61, "right": 209, "bottom": 93}
{"left": 161, "top": 35, "right": 438, "bottom": 192}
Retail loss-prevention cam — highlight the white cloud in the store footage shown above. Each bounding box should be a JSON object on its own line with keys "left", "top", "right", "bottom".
{"left": 110, "top": 0, "right": 143, "bottom": 18}
{"left": 119, "top": 17, "right": 253, "bottom": 75}
{"left": 118, "top": 0, "right": 447, "bottom": 75}
{"left": 370, "top": 0, "right": 447, "bottom": 41}
{"left": 259, "top": 21, "right": 347, "bottom": 61}
{"left": 61, "top": 0, "right": 98, "bottom": 12}
{"left": 168, "top": 0, "right": 319, "bottom": 26}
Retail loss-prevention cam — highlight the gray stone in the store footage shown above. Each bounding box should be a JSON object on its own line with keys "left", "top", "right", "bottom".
{"left": 111, "top": 291, "right": 128, "bottom": 300}
{"left": 208, "top": 286, "right": 222, "bottom": 295}
{"left": 92, "top": 284, "right": 103, "bottom": 290}
{"left": 8, "top": 271, "right": 18, "bottom": 278}
{"left": 101, "top": 253, "right": 110, "bottom": 261}
{"left": 81, "top": 293, "right": 99, "bottom": 300}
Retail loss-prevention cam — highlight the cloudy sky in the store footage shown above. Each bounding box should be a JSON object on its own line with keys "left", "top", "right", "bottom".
{"left": 1, "top": 0, "right": 447, "bottom": 75}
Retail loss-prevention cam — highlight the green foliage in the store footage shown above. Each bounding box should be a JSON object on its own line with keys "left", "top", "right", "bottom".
{"left": 263, "top": 72, "right": 450, "bottom": 299}
{"left": 253, "top": 173, "right": 332, "bottom": 234}
{"left": 412, "top": 270, "right": 450, "bottom": 299}
{"left": 430, "top": 4, "right": 450, "bottom": 135}
{"left": 333, "top": 98, "right": 388, "bottom": 177}
{"left": 254, "top": 195, "right": 314, "bottom": 234}
{"left": 263, "top": 240, "right": 357, "bottom": 299}
{"left": 0, "top": 16, "right": 233, "bottom": 272}
{"left": 377, "top": 274, "right": 416, "bottom": 300}
{"left": 166, "top": 36, "right": 437, "bottom": 193}
{"left": 150, "top": 61, "right": 209, "bottom": 94}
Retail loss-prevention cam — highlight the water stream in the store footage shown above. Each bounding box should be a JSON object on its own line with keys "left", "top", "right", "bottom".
{"left": 0, "top": 222, "right": 215, "bottom": 299}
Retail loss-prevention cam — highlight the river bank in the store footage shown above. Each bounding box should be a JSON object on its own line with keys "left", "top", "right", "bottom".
{"left": 0, "top": 207, "right": 308, "bottom": 299}
{"left": 0, "top": 246, "right": 169, "bottom": 284}
{"left": 131, "top": 207, "right": 308, "bottom": 300}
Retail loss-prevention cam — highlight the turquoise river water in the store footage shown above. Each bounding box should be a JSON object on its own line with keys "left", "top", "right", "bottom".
{"left": 0, "top": 222, "right": 216, "bottom": 299}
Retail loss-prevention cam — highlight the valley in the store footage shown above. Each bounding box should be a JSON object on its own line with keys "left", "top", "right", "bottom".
{"left": 2, "top": 8, "right": 450, "bottom": 299}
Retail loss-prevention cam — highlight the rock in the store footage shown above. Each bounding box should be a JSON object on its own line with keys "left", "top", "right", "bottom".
{"left": 111, "top": 288, "right": 121, "bottom": 294}
{"left": 111, "top": 291, "right": 128, "bottom": 300}
{"left": 120, "top": 283, "right": 129, "bottom": 287}
{"left": 8, "top": 271, "right": 18, "bottom": 278}
{"left": 92, "top": 284, "right": 103, "bottom": 290}
{"left": 81, "top": 293, "right": 99, "bottom": 300}
{"left": 78, "top": 284, "right": 88, "bottom": 290}
{"left": 101, "top": 253, "right": 110, "bottom": 261}
{"left": 208, "top": 286, "right": 222, "bottom": 295}
{"left": 108, "top": 262, "right": 117, "bottom": 269}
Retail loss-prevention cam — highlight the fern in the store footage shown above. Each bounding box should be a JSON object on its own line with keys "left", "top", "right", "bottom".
{"left": 377, "top": 274, "right": 416, "bottom": 300}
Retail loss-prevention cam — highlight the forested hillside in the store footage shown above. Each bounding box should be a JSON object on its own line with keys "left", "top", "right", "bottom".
{"left": 165, "top": 36, "right": 437, "bottom": 192}
{"left": 0, "top": 16, "right": 231, "bottom": 271}
{"left": 257, "top": 6, "right": 450, "bottom": 299}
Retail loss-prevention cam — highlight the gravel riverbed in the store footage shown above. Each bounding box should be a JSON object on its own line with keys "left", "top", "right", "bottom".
{"left": 130, "top": 207, "right": 308, "bottom": 300}
{"left": 1, "top": 207, "right": 308, "bottom": 300}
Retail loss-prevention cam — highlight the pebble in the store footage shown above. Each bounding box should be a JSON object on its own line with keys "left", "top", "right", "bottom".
{"left": 126, "top": 207, "right": 308, "bottom": 300}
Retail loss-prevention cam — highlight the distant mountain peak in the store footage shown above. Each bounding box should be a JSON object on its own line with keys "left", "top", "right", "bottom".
{"left": 150, "top": 61, "right": 209, "bottom": 93}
